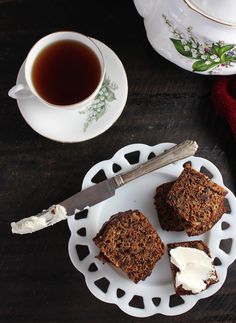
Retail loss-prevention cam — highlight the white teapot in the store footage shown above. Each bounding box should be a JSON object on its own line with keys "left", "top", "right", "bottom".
{"left": 134, "top": 0, "right": 236, "bottom": 75}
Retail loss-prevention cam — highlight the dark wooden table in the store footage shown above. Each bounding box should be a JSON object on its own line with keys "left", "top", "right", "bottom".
{"left": 1, "top": 1, "right": 236, "bottom": 322}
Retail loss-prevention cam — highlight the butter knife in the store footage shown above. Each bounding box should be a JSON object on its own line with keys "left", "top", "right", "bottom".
{"left": 11, "top": 140, "right": 198, "bottom": 234}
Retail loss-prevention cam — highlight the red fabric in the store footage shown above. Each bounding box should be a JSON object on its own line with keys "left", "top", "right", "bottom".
{"left": 212, "top": 76, "right": 236, "bottom": 139}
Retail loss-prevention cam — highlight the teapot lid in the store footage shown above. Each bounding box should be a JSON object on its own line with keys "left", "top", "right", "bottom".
{"left": 185, "top": 0, "right": 236, "bottom": 26}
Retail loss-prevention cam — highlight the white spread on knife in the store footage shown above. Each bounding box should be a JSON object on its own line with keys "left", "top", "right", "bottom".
{"left": 170, "top": 246, "right": 216, "bottom": 294}
{"left": 11, "top": 204, "right": 67, "bottom": 234}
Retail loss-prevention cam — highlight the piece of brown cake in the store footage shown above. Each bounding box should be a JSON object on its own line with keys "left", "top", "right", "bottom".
{"left": 167, "top": 165, "right": 227, "bottom": 236}
{"left": 93, "top": 210, "right": 164, "bottom": 283}
{"left": 167, "top": 240, "right": 218, "bottom": 295}
{"left": 154, "top": 181, "right": 184, "bottom": 231}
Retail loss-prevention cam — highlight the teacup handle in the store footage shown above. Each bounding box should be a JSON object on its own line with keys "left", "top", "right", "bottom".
{"left": 8, "top": 84, "right": 34, "bottom": 100}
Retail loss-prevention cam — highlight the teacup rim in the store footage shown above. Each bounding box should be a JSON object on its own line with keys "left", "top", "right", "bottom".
{"left": 24, "top": 31, "right": 105, "bottom": 110}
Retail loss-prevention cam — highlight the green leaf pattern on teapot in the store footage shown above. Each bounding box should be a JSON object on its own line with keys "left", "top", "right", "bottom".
{"left": 163, "top": 14, "right": 236, "bottom": 74}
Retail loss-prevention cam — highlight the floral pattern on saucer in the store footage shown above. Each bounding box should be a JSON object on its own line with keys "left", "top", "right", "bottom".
{"left": 79, "top": 75, "right": 118, "bottom": 131}
{"left": 163, "top": 14, "right": 236, "bottom": 74}
{"left": 15, "top": 38, "right": 128, "bottom": 143}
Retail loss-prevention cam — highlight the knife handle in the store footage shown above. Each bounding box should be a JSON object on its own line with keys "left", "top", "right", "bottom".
{"left": 118, "top": 140, "right": 198, "bottom": 185}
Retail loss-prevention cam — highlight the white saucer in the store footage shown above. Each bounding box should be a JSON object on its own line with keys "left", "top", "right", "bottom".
{"left": 15, "top": 39, "right": 128, "bottom": 143}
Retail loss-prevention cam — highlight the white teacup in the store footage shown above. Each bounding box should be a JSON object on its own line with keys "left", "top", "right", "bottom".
{"left": 8, "top": 31, "right": 105, "bottom": 110}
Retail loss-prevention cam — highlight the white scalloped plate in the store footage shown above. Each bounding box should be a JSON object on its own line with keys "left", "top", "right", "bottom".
{"left": 68, "top": 143, "right": 236, "bottom": 317}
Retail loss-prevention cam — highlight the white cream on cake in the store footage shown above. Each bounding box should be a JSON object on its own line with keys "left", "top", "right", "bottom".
{"left": 11, "top": 204, "right": 67, "bottom": 234}
{"left": 170, "top": 246, "right": 217, "bottom": 294}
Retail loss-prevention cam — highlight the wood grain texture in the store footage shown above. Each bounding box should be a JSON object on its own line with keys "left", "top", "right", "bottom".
{"left": 0, "top": 0, "right": 236, "bottom": 322}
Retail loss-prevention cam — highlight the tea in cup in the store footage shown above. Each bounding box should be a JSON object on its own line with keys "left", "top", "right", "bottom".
{"left": 8, "top": 31, "right": 105, "bottom": 110}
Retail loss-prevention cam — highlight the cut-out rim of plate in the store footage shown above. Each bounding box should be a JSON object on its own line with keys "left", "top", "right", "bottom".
{"left": 67, "top": 143, "right": 236, "bottom": 317}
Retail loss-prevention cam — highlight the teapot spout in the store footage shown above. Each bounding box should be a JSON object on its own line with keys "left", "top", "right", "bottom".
{"left": 133, "top": 0, "right": 157, "bottom": 18}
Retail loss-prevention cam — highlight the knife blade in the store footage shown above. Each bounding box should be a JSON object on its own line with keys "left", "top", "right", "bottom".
{"left": 11, "top": 140, "right": 198, "bottom": 234}
{"left": 60, "top": 177, "right": 121, "bottom": 215}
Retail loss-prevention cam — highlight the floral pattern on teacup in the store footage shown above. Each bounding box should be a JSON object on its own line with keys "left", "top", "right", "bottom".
{"left": 79, "top": 75, "right": 118, "bottom": 131}
{"left": 163, "top": 14, "right": 236, "bottom": 74}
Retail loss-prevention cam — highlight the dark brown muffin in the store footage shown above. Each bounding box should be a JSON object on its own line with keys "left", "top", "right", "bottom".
{"left": 154, "top": 181, "right": 184, "bottom": 231}
{"left": 167, "top": 240, "right": 218, "bottom": 295}
{"left": 93, "top": 210, "right": 164, "bottom": 283}
{"left": 167, "top": 164, "right": 227, "bottom": 236}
